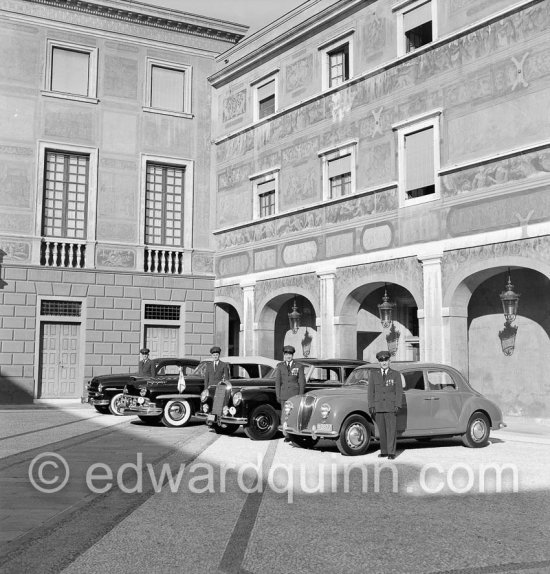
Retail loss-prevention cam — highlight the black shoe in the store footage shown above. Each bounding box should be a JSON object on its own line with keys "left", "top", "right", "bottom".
{"left": 378, "top": 453, "right": 387, "bottom": 458}
{"left": 387, "top": 454, "right": 396, "bottom": 460}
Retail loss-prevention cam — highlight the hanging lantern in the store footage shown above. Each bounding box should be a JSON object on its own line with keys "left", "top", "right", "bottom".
{"left": 288, "top": 299, "right": 301, "bottom": 334}
{"left": 378, "top": 285, "right": 395, "bottom": 329}
{"left": 499, "top": 269, "right": 520, "bottom": 323}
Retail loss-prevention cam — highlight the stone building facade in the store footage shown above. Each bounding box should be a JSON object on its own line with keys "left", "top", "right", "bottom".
{"left": 210, "top": 0, "right": 550, "bottom": 418}
{"left": 0, "top": 0, "right": 246, "bottom": 401}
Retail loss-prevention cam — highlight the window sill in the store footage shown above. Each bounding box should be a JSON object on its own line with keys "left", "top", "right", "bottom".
{"left": 142, "top": 107, "right": 193, "bottom": 119}
{"left": 41, "top": 91, "right": 99, "bottom": 104}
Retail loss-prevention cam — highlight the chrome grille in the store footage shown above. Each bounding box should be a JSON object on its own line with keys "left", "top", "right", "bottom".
{"left": 298, "top": 395, "right": 316, "bottom": 431}
{"left": 212, "top": 383, "right": 230, "bottom": 416}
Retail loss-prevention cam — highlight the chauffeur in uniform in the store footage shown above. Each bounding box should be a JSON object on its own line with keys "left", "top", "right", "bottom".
{"left": 367, "top": 350, "right": 404, "bottom": 460}
{"left": 274, "top": 345, "right": 306, "bottom": 407}
{"left": 138, "top": 348, "right": 155, "bottom": 377}
{"left": 203, "top": 346, "right": 230, "bottom": 390}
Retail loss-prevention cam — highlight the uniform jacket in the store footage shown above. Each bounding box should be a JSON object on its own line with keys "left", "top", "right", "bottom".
{"left": 138, "top": 358, "right": 155, "bottom": 377}
{"left": 274, "top": 360, "right": 306, "bottom": 404}
{"left": 367, "top": 367, "right": 404, "bottom": 412}
{"left": 204, "top": 360, "right": 230, "bottom": 390}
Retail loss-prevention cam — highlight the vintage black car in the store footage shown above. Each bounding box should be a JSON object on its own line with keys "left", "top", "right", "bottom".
{"left": 81, "top": 357, "right": 200, "bottom": 416}
{"left": 196, "top": 359, "right": 365, "bottom": 440}
{"left": 121, "top": 356, "right": 278, "bottom": 427}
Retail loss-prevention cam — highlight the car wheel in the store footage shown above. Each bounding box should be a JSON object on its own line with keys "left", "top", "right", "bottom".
{"left": 244, "top": 405, "right": 279, "bottom": 441}
{"left": 138, "top": 415, "right": 162, "bottom": 424}
{"left": 108, "top": 393, "right": 126, "bottom": 416}
{"left": 462, "top": 412, "right": 490, "bottom": 448}
{"left": 162, "top": 399, "right": 193, "bottom": 427}
{"left": 287, "top": 434, "right": 319, "bottom": 450}
{"left": 336, "top": 414, "right": 372, "bottom": 456}
{"left": 94, "top": 405, "right": 110, "bottom": 414}
{"left": 213, "top": 424, "right": 239, "bottom": 435}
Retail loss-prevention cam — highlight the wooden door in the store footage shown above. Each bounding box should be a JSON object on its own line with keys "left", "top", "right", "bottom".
{"left": 145, "top": 326, "right": 179, "bottom": 357}
{"left": 40, "top": 322, "right": 81, "bottom": 398}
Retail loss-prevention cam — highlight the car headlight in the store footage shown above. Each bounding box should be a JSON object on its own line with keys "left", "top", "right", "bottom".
{"left": 202, "top": 404, "right": 210, "bottom": 413}
{"left": 222, "top": 406, "right": 229, "bottom": 416}
{"left": 86, "top": 381, "right": 92, "bottom": 390}
{"left": 140, "top": 388, "right": 147, "bottom": 397}
{"left": 98, "top": 383, "right": 103, "bottom": 392}
{"left": 320, "top": 403, "right": 331, "bottom": 419}
{"left": 232, "top": 392, "right": 242, "bottom": 406}
{"left": 229, "top": 406, "right": 236, "bottom": 415}
{"left": 284, "top": 401, "right": 293, "bottom": 416}
{"left": 200, "top": 390, "right": 209, "bottom": 402}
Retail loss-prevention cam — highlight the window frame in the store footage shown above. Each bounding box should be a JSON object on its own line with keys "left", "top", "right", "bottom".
{"left": 394, "top": 0, "right": 437, "bottom": 56}
{"left": 144, "top": 58, "right": 193, "bottom": 118}
{"left": 393, "top": 110, "right": 441, "bottom": 207}
{"left": 43, "top": 40, "right": 98, "bottom": 103}
{"left": 249, "top": 167, "right": 280, "bottom": 220}
{"left": 318, "top": 140, "right": 357, "bottom": 201}
{"left": 139, "top": 154, "right": 194, "bottom": 249}
{"left": 251, "top": 71, "right": 279, "bottom": 122}
{"left": 319, "top": 30, "right": 354, "bottom": 91}
{"left": 35, "top": 141, "right": 98, "bottom": 242}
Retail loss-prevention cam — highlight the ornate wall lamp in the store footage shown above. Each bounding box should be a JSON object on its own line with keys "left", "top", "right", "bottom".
{"left": 499, "top": 268, "right": 520, "bottom": 323}
{"left": 498, "top": 269, "right": 520, "bottom": 356}
{"left": 288, "top": 298, "right": 301, "bottom": 334}
{"left": 378, "top": 284, "right": 396, "bottom": 329}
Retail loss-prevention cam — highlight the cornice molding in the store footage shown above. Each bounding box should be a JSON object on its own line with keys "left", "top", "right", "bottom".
{"left": 22, "top": 0, "right": 247, "bottom": 43}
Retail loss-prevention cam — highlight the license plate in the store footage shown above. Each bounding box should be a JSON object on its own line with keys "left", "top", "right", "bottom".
{"left": 316, "top": 423, "right": 333, "bottom": 432}
{"left": 207, "top": 414, "right": 216, "bottom": 422}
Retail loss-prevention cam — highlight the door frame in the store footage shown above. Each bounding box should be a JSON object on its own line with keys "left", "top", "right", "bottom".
{"left": 141, "top": 300, "right": 186, "bottom": 358}
{"left": 35, "top": 296, "right": 87, "bottom": 399}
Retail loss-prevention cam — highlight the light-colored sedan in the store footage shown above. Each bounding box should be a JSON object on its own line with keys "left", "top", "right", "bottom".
{"left": 281, "top": 362, "right": 506, "bottom": 455}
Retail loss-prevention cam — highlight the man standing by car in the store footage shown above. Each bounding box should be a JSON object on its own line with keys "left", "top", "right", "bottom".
{"left": 368, "top": 350, "right": 404, "bottom": 460}
{"left": 275, "top": 345, "right": 306, "bottom": 408}
{"left": 203, "top": 346, "right": 230, "bottom": 390}
{"left": 138, "top": 347, "right": 155, "bottom": 377}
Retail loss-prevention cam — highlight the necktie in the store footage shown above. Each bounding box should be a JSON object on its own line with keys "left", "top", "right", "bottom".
{"left": 287, "top": 362, "right": 291, "bottom": 373}
{"left": 382, "top": 369, "right": 387, "bottom": 382}
{"left": 214, "top": 362, "right": 218, "bottom": 370}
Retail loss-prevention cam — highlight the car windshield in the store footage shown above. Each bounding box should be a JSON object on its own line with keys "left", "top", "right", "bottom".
{"left": 344, "top": 368, "right": 371, "bottom": 386}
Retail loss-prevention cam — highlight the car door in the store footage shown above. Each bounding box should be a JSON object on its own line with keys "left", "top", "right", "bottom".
{"left": 305, "top": 365, "right": 342, "bottom": 391}
{"left": 400, "top": 369, "right": 433, "bottom": 433}
{"left": 425, "top": 369, "right": 462, "bottom": 431}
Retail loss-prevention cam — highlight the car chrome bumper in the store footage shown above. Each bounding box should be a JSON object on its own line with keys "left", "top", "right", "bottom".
{"left": 197, "top": 413, "right": 247, "bottom": 426}
{"left": 81, "top": 396, "right": 109, "bottom": 406}
{"left": 122, "top": 404, "right": 162, "bottom": 416}
{"left": 281, "top": 424, "right": 339, "bottom": 439}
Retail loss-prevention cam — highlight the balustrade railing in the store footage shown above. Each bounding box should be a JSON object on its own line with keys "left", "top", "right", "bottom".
{"left": 41, "top": 239, "right": 86, "bottom": 268}
{"left": 144, "top": 248, "right": 184, "bottom": 274}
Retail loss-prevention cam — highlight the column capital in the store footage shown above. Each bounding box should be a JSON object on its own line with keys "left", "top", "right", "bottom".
{"left": 317, "top": 270, "right": 337, "bottom": 280}
{"left": 240, "top": 280, "right": 256, "bottom": 290}
{"left": 417, "top": 251, "right": 443, "bottom": 265}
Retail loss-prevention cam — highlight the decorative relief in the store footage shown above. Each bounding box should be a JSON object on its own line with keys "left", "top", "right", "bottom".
{"left": 362, "top": 225, "right": 392, "bottom": 252}
{"left": 285, "top": 55, "right": 313, "bottom": 92}
{"left": 326, "top": 195, "right": 375, "bottom": 224}
{"left": 255, "top": 273, "right": 319, "bottom": 313}
{"left": 216, "top": 131, "right": 254, "bottom": 163}
{"left": 192, "top": 252, "right": 213, "bottom": 273}
{"left": 216, "top": 283, "right": 242, "bottom": 303}
{"left": 441, "top": 236, "right": 550, "bottom": 291}
{"left": 222, "top": 90, "right": 247, "bottom": 123}
{"left": 281, "top": 163, "right": 317, "bottom": 204}
{"left": 447, "top": 185, "right": 550, "bottom": 237}
{"left": 0, "top": 163, "right": 31, "bottom": 207}
{"left": 44, "top": 109, "right": 93, "bottom": 141}
{"left": 442, "top": 147, "right": 550, "bottom": 196}
{"left": 217, "top": 253, "right": 250, "bottom": 277}
{"left": 282, "top": 240, "right": 318, "bottom": 266}
{"left": 257, "top": 151, "right": 280, "bottom": 172}
{"left": 282, "top": 137, "right": 319, "bottom": 165}
{"left": 217, "top": 161, "right": 255, "bottom": 191}
{"left": 0, "top": 240, "right": 30, "bottom": 262}
{"left": 0, "top": 213, "right": 32, "bottom": 234}
{"left": 100, "top": 158, "right": 137, "bottom": 171}
{"left": 337, "top": 257, "right": 423, "bottom": 306}
{"left": 362, "top": 12, "right": 386, "bottom": 61}
{"left": 217, "top": 190, "right": 251, "bottom": 228}
{"left": 103, "top": 56, "right": 138, "bottom": 99}
{"left": 326, "top": 231, "right": 355, "bottom": 258}
{"left": 254, "top": 248, "right": 277, "bottom": 271}
{"left": 0, "top": 146, "right": 33, "bottom": 156}
{"left": 97, "top": 247, "right": 135, "bottom": 268}
{"left": 277, "top": 211, "right": 323, "bottom": 237}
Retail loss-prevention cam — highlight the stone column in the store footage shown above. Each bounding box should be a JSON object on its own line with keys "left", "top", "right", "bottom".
{"left": 418, "top": 253, "right": 444, "bottom": 363}
{"left": 317, "top": 271, "right": 336, "bottom": 358}
{"left": 241, "top": 281, "right": 256, "bottom": 356}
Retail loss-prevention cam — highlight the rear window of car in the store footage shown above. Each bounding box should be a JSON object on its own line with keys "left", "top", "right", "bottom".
{"left": 344, "top": 368, "right": 371, "bottom": 386}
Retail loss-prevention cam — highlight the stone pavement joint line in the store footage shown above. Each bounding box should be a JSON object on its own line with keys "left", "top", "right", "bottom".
{"left": 0, "top": 429, "right": 219, "bottom": 574}
{"left": 436, "top": 559, "right": 550, "bottom": 573}
{"left": 218, "top": 439, "right": 279, "bottom": 574}
{"left": 0, "top": 415, "right": 103, "bottom": 443}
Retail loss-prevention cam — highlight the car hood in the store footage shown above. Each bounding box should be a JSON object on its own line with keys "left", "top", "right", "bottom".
{"left": 90, "top": 373, "right": 144, "bottom": 388}
{"left": 305, "top": 386, "right": 368, "bottom": 400}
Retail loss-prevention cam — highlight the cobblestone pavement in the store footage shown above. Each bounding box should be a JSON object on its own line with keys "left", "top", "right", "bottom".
{"left": 1, "top": 403, "right": 549, "bottom": 574}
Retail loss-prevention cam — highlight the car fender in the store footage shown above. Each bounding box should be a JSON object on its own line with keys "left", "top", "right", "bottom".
{"left": 459, "top": 395, "right": 501, "bottom": 430}
{"left": 313, "top": 394, "right": 371, "bottom": 433}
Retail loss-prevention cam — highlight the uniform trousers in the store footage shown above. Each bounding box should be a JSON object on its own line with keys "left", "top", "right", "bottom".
{"left": 375, "top": 411, "right": 397, "bottom": 456}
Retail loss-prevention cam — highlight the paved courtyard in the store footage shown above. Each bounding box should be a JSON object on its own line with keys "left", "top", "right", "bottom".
{"left": 1, "top": 403, "right": 549, "bottom": 573}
